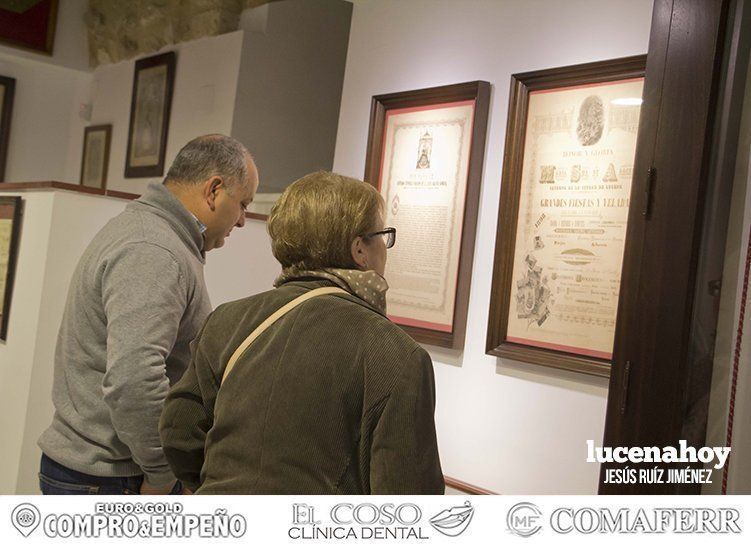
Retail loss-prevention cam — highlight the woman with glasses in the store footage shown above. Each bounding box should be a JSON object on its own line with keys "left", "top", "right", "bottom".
{"left": 159, "top": 171, "right": 444, "bottom": 494}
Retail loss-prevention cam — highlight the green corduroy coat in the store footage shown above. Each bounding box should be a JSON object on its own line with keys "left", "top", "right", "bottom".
{"left": 159, "top": 278, "right": 444, "bottom": 494}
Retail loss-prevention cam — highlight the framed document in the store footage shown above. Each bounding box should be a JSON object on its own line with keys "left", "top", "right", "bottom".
{"left": 0, "top": 196, "right": 22, "bottom": 341}
{"left": 0, "top": 0, "right": 58, "bottom": 55}
{"left": 80, "top": 124, "right": 112, "bottom": 189}
{"left": 0, "top": 75, "right": 15, "bottom": 183}
{"left": 364, "top": 81, "right": 490, "bottom": 349}
{"left": 486, "top": 56, "right": 646, "bottom": 377}
{"left": 125, "top": 52, "right": 176, "bottom": 178}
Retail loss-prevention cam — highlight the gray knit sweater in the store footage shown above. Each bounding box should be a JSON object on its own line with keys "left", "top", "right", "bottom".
{"left": 38, "top": 183, "right": 211, "bottom": 486}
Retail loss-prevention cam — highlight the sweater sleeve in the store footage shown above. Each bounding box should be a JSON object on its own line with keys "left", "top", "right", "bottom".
{"left": 159, "top": 318, "right": 218, "bottom": 492}
{"left": 369, "top": 347, "right": 445, "bottom": 494}
{"left": 101, "top": 243, "right": 187, "bottom": 487}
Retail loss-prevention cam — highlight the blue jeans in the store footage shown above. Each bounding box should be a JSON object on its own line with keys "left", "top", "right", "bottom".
{"left": 39, "top": 454, "right": 181, "bottom": 495}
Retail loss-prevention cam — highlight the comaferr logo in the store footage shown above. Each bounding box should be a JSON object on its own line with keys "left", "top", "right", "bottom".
{"left": 506, "top": 502, "right": 543, "bottom": 537}
{"left": 506, "top": 504, "right": 742, "bottom": 537}
{"left": 429, "top": 501, "right": 474, "bottom": 537}
{"left": 550, "top": 507, "right": 741, "bottom": 534}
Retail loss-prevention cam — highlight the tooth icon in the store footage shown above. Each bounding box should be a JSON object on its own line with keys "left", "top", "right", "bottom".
{"left": 429, "top": 501, "right": 474, "bottom": 537}
{"left": 12, "top": 503, "right": 40, "bottom": 537}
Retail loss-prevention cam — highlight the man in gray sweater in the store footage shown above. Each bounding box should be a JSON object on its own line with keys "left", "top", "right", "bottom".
{"left": 38, "top": 134, "right": 258, "bottom": 494}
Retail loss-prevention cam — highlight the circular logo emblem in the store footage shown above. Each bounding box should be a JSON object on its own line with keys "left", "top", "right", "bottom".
{"left": 506, "top": 502, "right": 542, "bottom": 537}
{"left": 16, "top": 508, "right": 35, "bottom": 526}
{"left": 12, "top": 503, "right": 41, "bottom": 537}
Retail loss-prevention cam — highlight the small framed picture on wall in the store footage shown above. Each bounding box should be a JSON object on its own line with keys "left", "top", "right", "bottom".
{"left": 0, "top": 196, "right": 22, "bottom": 341}
{"left": 80, "top": 124, "right": 112, "bottom": 189}
{"left": 125, "top": 51, "right": 176, "bottom": 178}
{"left": 0, "top": 0, "right": 58, "bottom": 55}
{"left": 0, "top": 75, "right": 15, "bottom": 183}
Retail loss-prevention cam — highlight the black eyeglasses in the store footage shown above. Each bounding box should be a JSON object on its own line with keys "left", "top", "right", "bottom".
{"left": 362, "top": 227, "right": 396, "bottom": 249}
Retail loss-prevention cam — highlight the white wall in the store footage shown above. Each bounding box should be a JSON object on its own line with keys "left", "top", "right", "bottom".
{"left": 15, "top": 191, "right": 128, "bottom": 494}
{"left": 204, "top": 220, "right": 280, "bottom": 307}
{"left": 91, "top": 31, "right": 244, "bottom": 195}
{"left": 0, "top": 192, "right": 55, "bottom": 493}
{"left": 0, "top": 55, "right": 92, "bottom": 184}
{"left": 0, "top": 190, "right": 127, "bottom": 493}
{"left": 0, "top": 0, "right": 92, "bottom": 185}
{"left": 331, "top": 0, "right": 654, "bottom": 493}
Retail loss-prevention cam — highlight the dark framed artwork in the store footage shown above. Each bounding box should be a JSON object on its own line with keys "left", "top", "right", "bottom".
{"left": 0, "top": 196, "right": 23, "bottom": 341}
{"left": 0, "top": 75, "right": 15, "bottom": 183}
{"left": 80, "top": 124, "right": 112, "bottom": 189}
{"left": 125, "top": 52, "right": 176, "bottom": 178}
{"left": 364, "top": 81, "right": 490, "bottom": 349}
{"left": 486, "top": 55, "right": 647, "bottom": 377}
{"left": 0, "top": 0, "right": 58, "bottom": 55}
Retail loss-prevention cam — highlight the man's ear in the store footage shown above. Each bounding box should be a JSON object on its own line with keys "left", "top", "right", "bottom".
{"left": 351, "top": 236, "right": 368, "bottom": 270}
{"left": 204, "top": 177, "right": 223, "bottom": 211}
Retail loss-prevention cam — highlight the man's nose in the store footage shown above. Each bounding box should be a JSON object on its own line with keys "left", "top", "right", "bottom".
{"left": 236, "top": 211, "right": 246, "bottom": 228}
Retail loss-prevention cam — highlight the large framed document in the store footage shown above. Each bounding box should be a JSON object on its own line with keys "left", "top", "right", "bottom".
{"left": 486, "top": 56, "right": 646, "bottom": 377}
{"left": 364, "top": 81, "right": 490, "bottom": 349}
{"left": 0, "top": 196, "right": 22, "bottom": 341}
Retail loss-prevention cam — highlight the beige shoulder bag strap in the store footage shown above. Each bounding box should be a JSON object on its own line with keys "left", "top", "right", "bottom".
{"left": 220, "top": 286, "right": 348, "bottom": 385}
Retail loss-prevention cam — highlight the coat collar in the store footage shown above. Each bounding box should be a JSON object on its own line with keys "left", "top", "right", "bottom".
{"left": 279, "top": 278, "right": 389, "bottom": 319}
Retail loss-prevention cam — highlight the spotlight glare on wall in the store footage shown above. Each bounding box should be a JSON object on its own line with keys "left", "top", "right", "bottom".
{"left": 611, "top": 97, "right": 643, "bottom": 106}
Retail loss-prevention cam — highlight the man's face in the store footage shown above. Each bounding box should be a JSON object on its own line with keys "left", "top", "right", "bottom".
{"left": 203, "top": 158, "right": 259, "bottom": 251}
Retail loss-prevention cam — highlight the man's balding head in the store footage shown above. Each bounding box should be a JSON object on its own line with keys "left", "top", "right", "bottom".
{"left": 164, "top": 134, "right": 259, "bottom": 251}
{"left": 165, "top": 134, "right": 253, "bottom": 193}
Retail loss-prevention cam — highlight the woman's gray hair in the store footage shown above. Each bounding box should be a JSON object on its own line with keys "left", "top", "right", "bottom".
{"left": 268, "top": 171, "right": 384, "bottom": 270}
{"left": 165, "top": 134, "right": 250, "bottom": 192}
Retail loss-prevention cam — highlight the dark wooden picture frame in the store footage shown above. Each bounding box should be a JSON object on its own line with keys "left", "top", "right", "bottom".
{"left": 364, "top": 81, "right": 491, "bottom": 349}
{"left": 0, "top": 75, "right": 15, "bottom": 183}
{"left": 80, "top": 124, "right": 112, "bottom": 190}
{"left": 0, "top": 0, "right": 58, "bottom": 55}
{"left": 0, "top": 196, "right": 23, "bottom": 341}
{"left": 486, "top": 56, "right": 647, "bottom": 377}
{"left": 125, "top": 52, "right": 176, "bottom": 178}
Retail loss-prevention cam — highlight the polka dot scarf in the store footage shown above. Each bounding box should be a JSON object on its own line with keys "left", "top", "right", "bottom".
{"left": 274, "top": 267, "right": 389, "bottom": 314}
